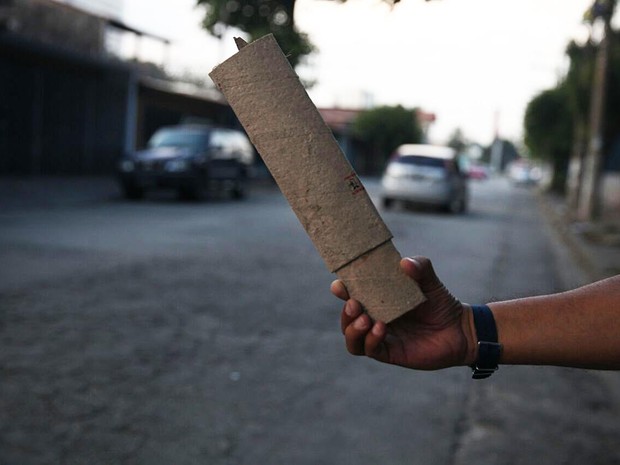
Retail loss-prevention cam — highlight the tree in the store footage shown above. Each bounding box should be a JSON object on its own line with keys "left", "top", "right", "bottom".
{"left": 525, "top": 27, "right": 620, "bottom": 200}
{"left": 197, "top": 0, "right": 312, "bottom": 68}
{"left": 524, "top": 87, "right": 573, "bottom": 193}
{"left": 606, "top": 31, "right": 620, "bottom": 145}
{"left": 565, "top": 40, "right": 595, "bottom": 122}
{"left": 447, "top": 128, "right": 468, "bottom": 153}
{"left": 562, "top": 29, "right": 620, "bottom": 215}
{"left": 352, "top": 105, "right": 423, "bottom": 172}
{"left": 563, "top": 39, "right": 596, "bottom": 209}
{"left": 197, "top": 0, "right": 407, "bottom": 68}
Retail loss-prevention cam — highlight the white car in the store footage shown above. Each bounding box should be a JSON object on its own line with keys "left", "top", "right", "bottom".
{"left": 380, "top": 144, "right": 469, "bottom": 213}
{"left": 508, "top": 160, "right": 542, "bottom": 186}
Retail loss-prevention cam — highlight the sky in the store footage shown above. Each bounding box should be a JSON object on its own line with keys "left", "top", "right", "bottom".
{"left": 121, "top": 0, "right": 597, "bottom": 146}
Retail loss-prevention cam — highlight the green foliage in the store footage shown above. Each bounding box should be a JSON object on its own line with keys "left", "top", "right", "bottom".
{"left": 447, "top": 128, "right": 467, "bottom": 153}
{"left": 565, "top": 39, "right": 595, "bottom": 120}
{"left": 524, "top": 86, "right": 573, "bottom": 192}
{"left": 523, "top": 29, "right": 620, "bottom": 193}
{"left": 605, "top": 31, "right": 620, "bottom": 141}
{"left": 197, "top": 0, "right": 313, "bottom": 68}
{"left": 352, "top": 105, "right": 423, "bottom": 165}
{"left": 584, "top": 0, "right": 616, "bottom": 23}
{"left": 196, "top": 0, "right": 409, "bottom": 68}
{"left": 562, "top": 31, "right": 620, "bottom": 156}
{"left": 524, "top": 87, "right": 573, "bottom": 158}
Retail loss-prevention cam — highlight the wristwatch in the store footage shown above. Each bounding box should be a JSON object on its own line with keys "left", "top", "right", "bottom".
{"left": 470, "top": 304, "right": 502, "bottom": 379}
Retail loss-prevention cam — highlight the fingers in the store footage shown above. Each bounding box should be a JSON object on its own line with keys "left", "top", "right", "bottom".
{"left": 341, "top": 299, "right": 388, "bottom": 359}
{"left": 330, "top": 279, "right": 349, "bottom": 301}
{"left": 363, "top": 321, "right": 388, "bottom": 360}
{"left": 340, "top": 299, "right": 363, "bottom": 334}
{"left": 344, "top": 311, "right": 371, "bottom": 355}
{"left": 344, "top": 318, "right": 388, "bottom": 359}
{"left": 400, "top": 256, "right": 442, "bottom": 292}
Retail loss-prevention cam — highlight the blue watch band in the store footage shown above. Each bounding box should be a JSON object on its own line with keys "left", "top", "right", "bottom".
{"left": 470, "top": 304, "right": 502, "bottom": 379}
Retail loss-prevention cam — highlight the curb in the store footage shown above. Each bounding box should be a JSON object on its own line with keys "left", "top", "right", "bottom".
{"left": 537, "top": 192, "right": 602, "bottom": 283}
{"left": 537, "top": 190, "right": 620, "bottom": 283}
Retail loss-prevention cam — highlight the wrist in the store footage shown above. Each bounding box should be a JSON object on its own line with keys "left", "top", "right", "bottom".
{"left": 461, "top": 304, "right": 479, "bottom": 366}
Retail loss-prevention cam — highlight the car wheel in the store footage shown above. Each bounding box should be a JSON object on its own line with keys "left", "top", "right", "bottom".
{"left": 231, "top": 166, "right": 247, "bottom": 200}
{"left": 446, "top": 196, "right": 466, "bottom": 214}
{"left": 231, "top": 175, "right": 246, "bottom": 200}
{"left": 178, "top": 185, "right": 203, "bottom": 201}
{"left": 122, "top": 183, "right": 144, "bottom": 200}
{"left": 232, "top": 182, "right": 246, "bottom": 200}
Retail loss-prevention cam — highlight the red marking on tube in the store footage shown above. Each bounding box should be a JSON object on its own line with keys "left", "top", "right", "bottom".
{"left": 344, "top": 172, "right": 365, "bottom": 195}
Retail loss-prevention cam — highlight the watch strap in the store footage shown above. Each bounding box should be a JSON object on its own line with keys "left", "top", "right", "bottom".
{"left": 470, "top": 304, "right": 502, "bottom": 379}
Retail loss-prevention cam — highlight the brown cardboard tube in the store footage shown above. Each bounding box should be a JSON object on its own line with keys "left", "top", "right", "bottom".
{"left": 209, "top": 34, "right": 425, "bottom": 322}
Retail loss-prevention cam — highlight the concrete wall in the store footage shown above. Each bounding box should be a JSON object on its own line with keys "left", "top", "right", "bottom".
{"left": 0, "top": 38, "right": 131, "bottom": 175}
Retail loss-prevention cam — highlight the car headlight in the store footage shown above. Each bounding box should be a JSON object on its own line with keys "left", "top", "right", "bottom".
{"left": 165, "top": 159, "right": 189, "bottom": 172}
{"left": 119, "top": 160, "right": 135, "bottom": 172}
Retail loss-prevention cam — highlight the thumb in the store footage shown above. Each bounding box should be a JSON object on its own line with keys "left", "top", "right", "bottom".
{"left": 401, "top": 256, "right": 443, "bottom": 293}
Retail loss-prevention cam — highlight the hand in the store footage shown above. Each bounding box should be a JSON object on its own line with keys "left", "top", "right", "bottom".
{"left": 331, "top": 256, "right": 477, "bottom": 370}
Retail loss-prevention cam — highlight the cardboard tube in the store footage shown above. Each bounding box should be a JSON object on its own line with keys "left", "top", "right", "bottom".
{"left": 210, "top": 35, "right": 425, "bottom": 322}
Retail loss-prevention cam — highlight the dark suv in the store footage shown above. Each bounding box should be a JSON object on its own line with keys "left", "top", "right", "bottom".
{"left": 118, "top": 125, "right": 255, "bottom": 200}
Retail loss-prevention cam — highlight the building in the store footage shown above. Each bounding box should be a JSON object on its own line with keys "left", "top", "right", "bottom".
{"left": 0, "top": 0, "right": 439, "bottom": 179}
{"left": 55, "top": 0, "right": 124, "bottom": 19}
{"left": 0, "top": 0, "right": 234, "bottom": 175}
{"left": 318, "top": 107, "right": 437, "bottom": 175}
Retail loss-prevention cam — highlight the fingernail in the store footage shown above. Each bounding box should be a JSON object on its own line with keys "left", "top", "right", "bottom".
{"left": 345, "top": 301, "right": 359, "bottom": 317}
{"left": 372, "top": 323, "right": 383, "bottom": 336}
{"left": 344, "top": 301, "right": 353, "bottom": 317}
{"left": 353, "top": 316, "right": 368, "bottom": 330}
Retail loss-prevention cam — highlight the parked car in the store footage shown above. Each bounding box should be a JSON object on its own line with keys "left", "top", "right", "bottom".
{"left": 467, "top": 162, "right": 490, "bottom": 180}
{"left": 507, "top": 159, "right": 542, "bottom": 186}
{"left": 380, "top": 144, "right": 469, "bottom": 213}
{"left": 117, "top": 124, "right": 255, "bottom": 200}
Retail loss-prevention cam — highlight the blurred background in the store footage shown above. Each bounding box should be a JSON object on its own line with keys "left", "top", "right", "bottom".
{"left": 1, "top": 1, "right": 620, "bottom": 464}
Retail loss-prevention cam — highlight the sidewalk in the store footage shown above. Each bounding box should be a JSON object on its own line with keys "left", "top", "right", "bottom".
{"left": 538, "top": 190, "right": 620, "bottom": 283}
{"left": 0, "top": 176, "right": 120, "bottom": 211}
{"left": 455, "top": 188, "right": 620, "bottom": 465}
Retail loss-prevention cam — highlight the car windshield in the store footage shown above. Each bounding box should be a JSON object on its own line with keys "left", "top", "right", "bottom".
{"left": 395, "top": 155, "right": 446, "bottom": 168}
{"left": 148, "top": 129, "right": 209, "bottom": 150}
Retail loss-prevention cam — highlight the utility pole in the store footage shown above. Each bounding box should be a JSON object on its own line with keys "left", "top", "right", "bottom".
{"left": 577, "top": 0, "right": 617, "bottom": 221}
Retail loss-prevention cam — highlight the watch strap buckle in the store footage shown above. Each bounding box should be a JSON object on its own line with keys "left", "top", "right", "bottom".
{"left": 471, "top": 341, "right": 502, "bottom": 380}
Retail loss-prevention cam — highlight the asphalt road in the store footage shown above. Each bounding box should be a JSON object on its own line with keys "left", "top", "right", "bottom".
{"left": 1, "top": 176, "right": 619, "bottom": 465}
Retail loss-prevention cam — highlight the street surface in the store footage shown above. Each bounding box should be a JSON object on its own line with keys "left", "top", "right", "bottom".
{"left": 1, "top": 176, "right": 619, "bottom": 465}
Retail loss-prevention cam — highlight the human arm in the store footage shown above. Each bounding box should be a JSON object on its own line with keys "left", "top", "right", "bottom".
{"left": 490, "top": 275, "right": 620, "bottom": 369}
{"left": 334, "top": 256, "right": 620, "bottom": 371}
